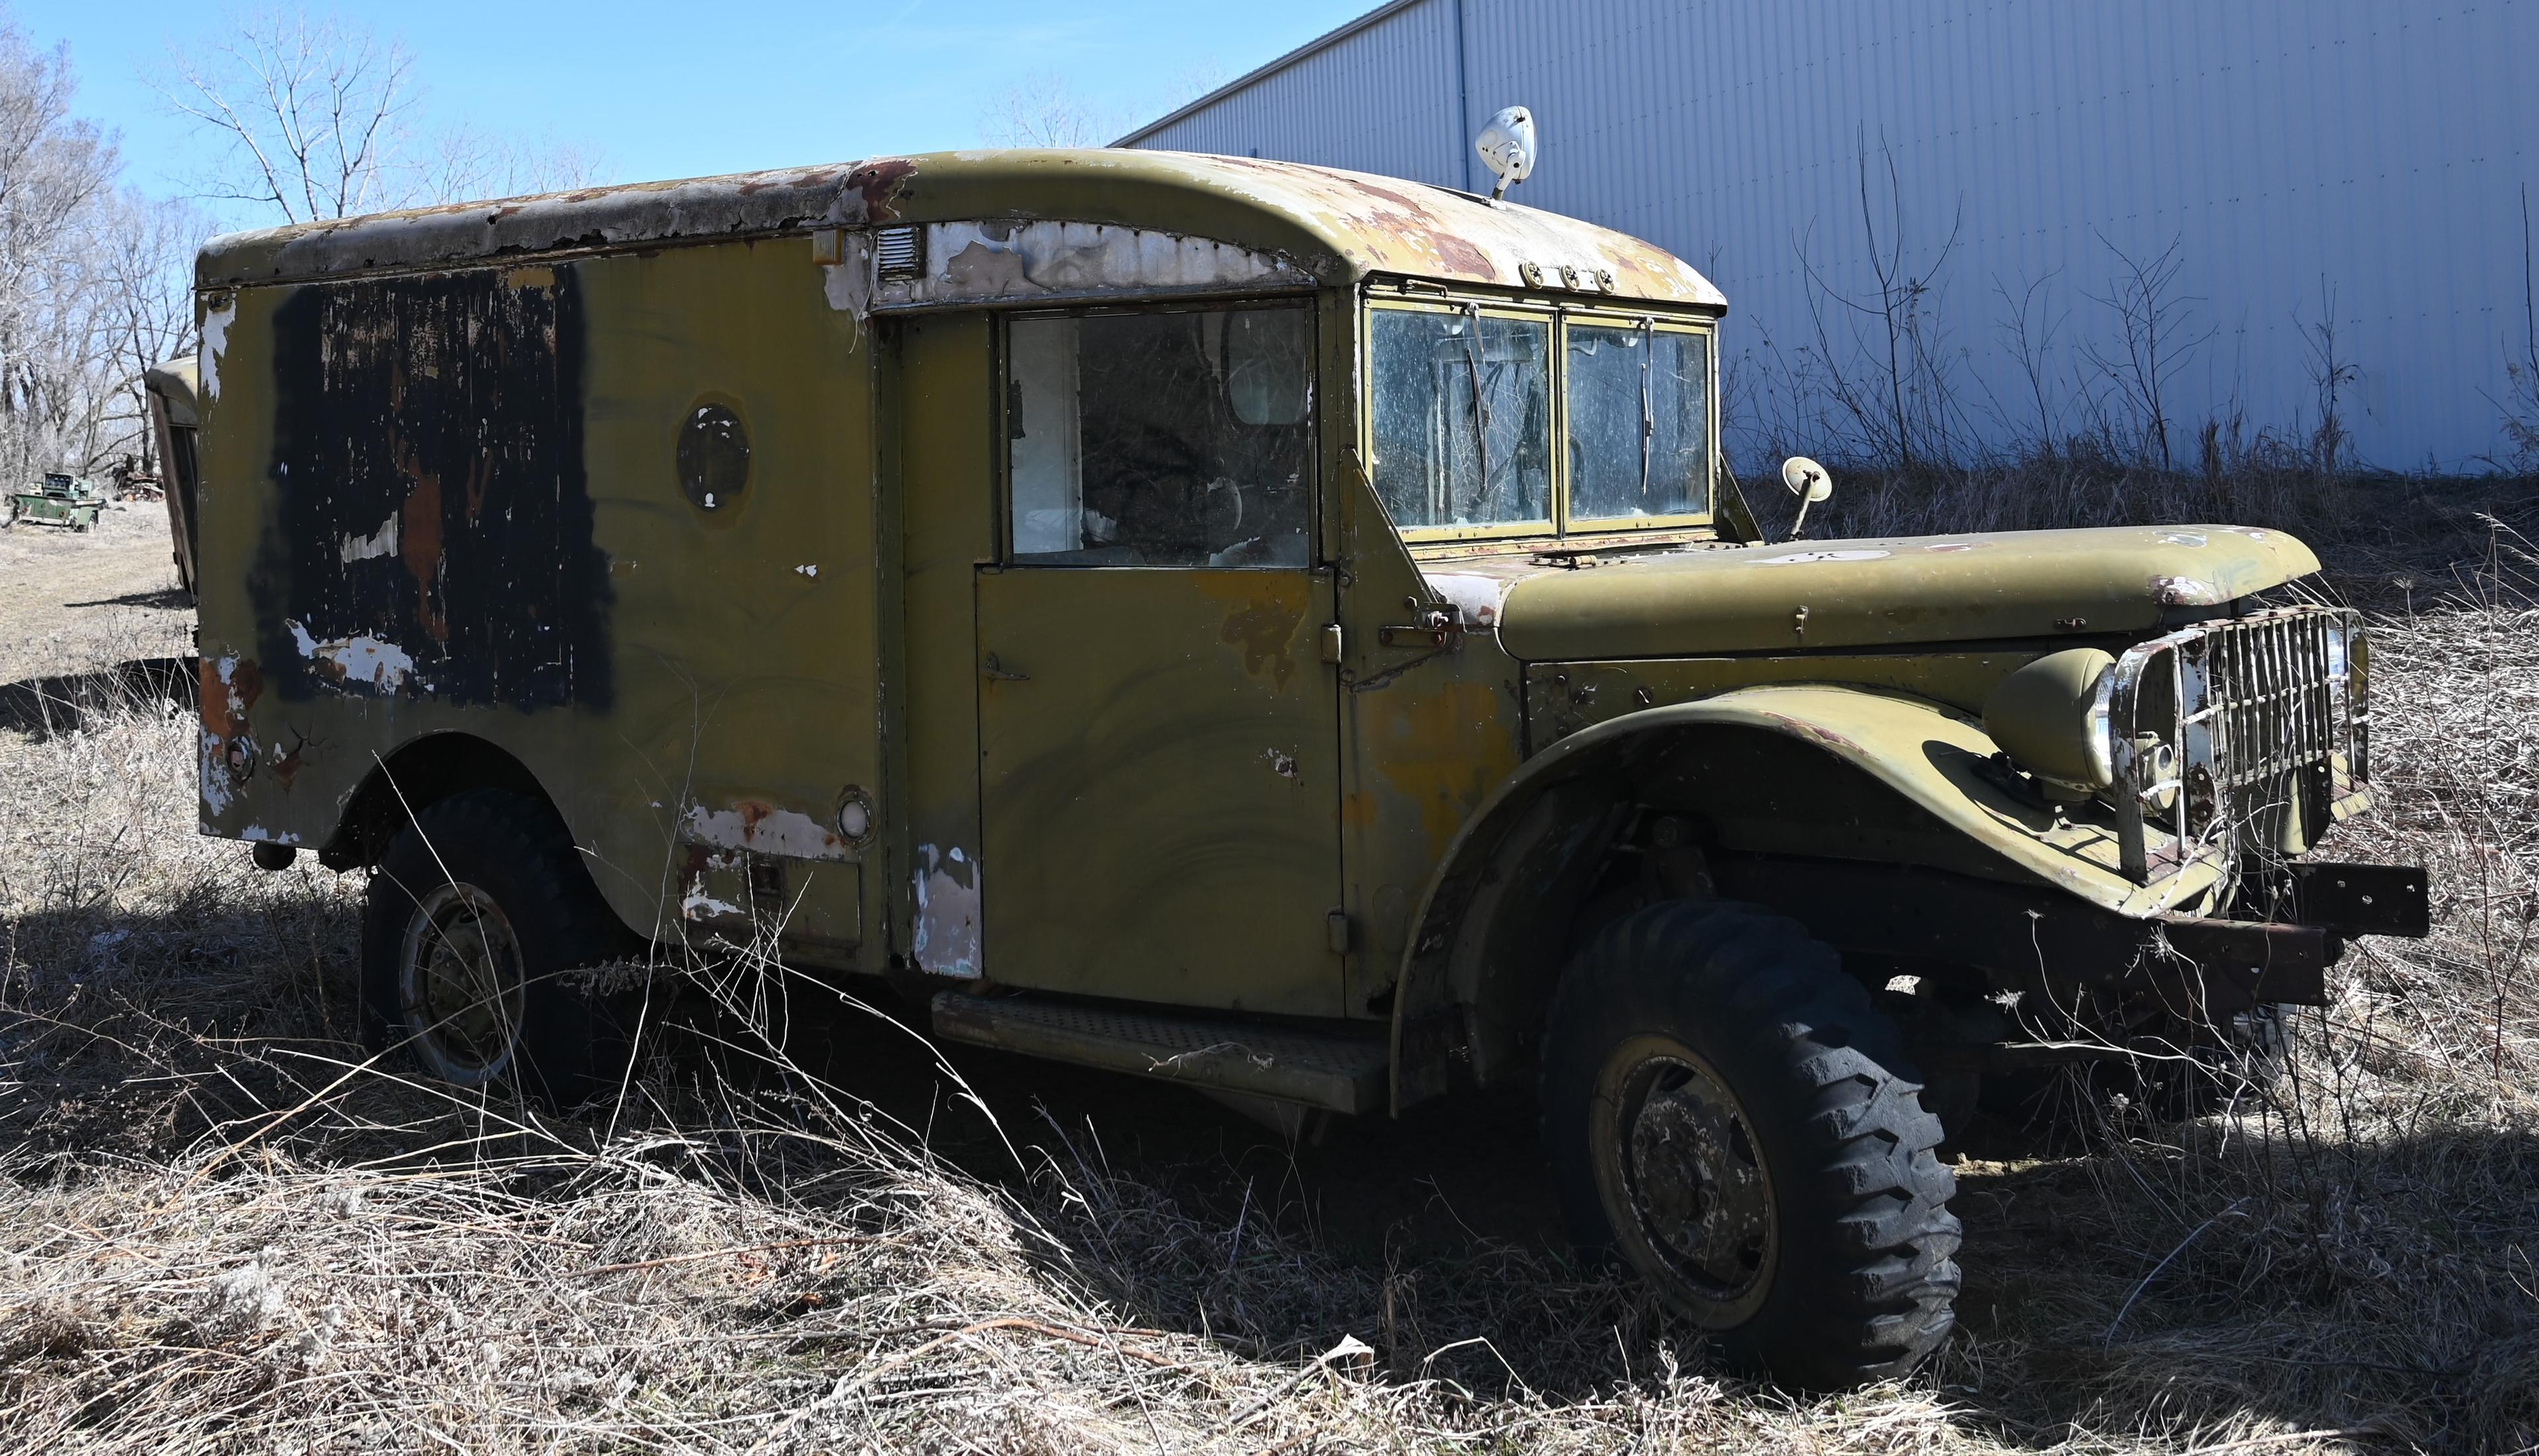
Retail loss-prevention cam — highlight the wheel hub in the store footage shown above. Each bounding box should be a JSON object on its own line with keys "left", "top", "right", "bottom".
{"left": 399, "top": 882, "right": 526, "bottom": 1086}
{"left": 1600, "top": 1042, "right": 1777, "bottom": 1323}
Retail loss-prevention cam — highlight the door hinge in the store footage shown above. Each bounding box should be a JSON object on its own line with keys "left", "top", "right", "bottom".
{"left": 1319, "top": 623, "right": 1345, "bottom": 664}
{"left": 1326, "top": 908, "right": 1352, "bottom": 953}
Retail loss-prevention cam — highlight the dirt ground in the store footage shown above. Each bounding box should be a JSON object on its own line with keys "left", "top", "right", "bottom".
{"left": 0, "top": 496, "right": 192, "bottom": 684}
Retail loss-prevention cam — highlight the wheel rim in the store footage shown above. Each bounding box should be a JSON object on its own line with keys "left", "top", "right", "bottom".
{"left": 1591, "top": 1033, "right": 1778, "bottom": 1326}
{"left": 397, "top": 881, "right": 526, "bottom": 1087}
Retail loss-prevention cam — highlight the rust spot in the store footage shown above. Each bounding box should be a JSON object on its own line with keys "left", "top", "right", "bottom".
{"left": 1219, "top": 595, "right": 1305, "bottom": 690}
{"left": 1422, "top": 229, "right": 1496, "bottom": 280}
{"left": 845, "top": 158, "right": 918, "bottom": 222}
{"left": 396, "top": 452, "right": 448, "bottom": 643}
{"left": 198, "top": 658, "right": 262, "bottom": 741}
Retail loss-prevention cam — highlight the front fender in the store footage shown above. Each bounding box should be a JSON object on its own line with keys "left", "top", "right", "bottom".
{"left": 1385, "top": 682, "right": 2226, "bottom": 1110}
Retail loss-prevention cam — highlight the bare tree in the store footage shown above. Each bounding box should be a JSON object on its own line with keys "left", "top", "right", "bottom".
{"left": 89, "top": 192, "right": 202, "bottom": 472}
{"left": 0, "top": 22, "right": 128, "bottom": 483}
{"left": 163, "top": 10, "right": 415, "bottom": 223}
{"left": 978, "top": 71, "right": 1119, "bottom": 149}
{"left": 421, "top": 123, "right": 603, "bottom": 205}
{"left": 2080, "top": 233, "right": 2212, "bottom": 471}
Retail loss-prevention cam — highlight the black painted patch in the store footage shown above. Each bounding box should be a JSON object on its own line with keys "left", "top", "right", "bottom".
{"left": 255, "top": 266, "right": 611, "bottom": 709}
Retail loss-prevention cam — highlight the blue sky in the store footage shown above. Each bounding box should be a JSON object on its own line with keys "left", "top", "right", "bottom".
{"left": 19, "top": 1, "right": 1369, "bottom": 216}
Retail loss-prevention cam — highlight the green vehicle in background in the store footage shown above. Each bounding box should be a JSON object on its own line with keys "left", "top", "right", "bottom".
{"left": 7, "top": 472, "right": 106, "bottom": 530}
{"left": 168, "top": 147, "right": 2429, "bottom": 1387}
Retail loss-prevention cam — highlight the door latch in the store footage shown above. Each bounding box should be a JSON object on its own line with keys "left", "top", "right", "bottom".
{"left": 981, "top": 653, "right": 1029, "bottom": 682}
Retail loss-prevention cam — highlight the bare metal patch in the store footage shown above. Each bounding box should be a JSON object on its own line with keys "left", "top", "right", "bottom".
{"left": 683, "top": 801, "right": 854, "bottom": 862}
{"left": 913, "top": 844, "right": 982, "bottom": 979}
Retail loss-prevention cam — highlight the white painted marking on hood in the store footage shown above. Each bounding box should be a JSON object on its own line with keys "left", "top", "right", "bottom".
{"left": 1423, "top": 572, "right": 1511, "bottom": 628}
{"left": 1753, "top": 549, "right": 1893, "bottom": 565}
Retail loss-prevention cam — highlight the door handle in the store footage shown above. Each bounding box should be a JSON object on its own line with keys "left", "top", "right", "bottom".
{"left": 981, "top": 653, "right": 1030, "bottom": 682}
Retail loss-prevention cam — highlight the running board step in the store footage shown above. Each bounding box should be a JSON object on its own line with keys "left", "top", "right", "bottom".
{"left": 929, "top": 992, "right": 1389, "bottom": 1114}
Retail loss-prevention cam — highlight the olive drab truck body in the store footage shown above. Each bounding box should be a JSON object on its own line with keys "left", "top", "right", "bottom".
{"left": 183, "top": 149, "right": 2428, "bottom": 1387}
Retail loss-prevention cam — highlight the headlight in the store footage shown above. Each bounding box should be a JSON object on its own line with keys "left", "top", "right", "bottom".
{"left": 1982, "top": 648, "right": 2116, "bottom": 795}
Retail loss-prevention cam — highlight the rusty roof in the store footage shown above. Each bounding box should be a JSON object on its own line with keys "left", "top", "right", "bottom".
{"left": 194, "top": 148, "right": 1726, "bottom": 309}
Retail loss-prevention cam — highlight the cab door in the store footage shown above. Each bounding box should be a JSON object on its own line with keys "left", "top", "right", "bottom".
{"left": 973, "top": 302, "right": 1344, "bottom": 1018}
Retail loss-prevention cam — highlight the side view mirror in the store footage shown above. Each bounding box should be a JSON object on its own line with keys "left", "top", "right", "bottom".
{"left": 1781, "top": 456, "right": 1833, "bottom": 540}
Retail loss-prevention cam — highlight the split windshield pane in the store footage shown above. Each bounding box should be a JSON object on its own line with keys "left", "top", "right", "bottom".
{"left": 1368, "top": 309, "right": 1552, "bottom": 531}
{"left": 1566, "top": 323, "right": 1710, "bottom": 522}
{"left": 1007, "top": 304, "right": 1314, "bottom": 567}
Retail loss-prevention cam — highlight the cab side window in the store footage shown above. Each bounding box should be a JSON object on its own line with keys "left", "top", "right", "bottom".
{"left": 1007, "top": 303, "right": 1314, "bottom": 567}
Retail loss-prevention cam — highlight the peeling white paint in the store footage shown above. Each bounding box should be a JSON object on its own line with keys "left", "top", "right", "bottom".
{"left": 684, "top": 801, "right": 852, "bottom": 861}
{"left": 1423, "top": 571, "right": 1512, "bottom": 629}
{"left": 912, "top": 843, "right": 982, "bottom": 979}
{"left": 794, "top": 563, "right": 819, "bottom": 578}
{"left": 198, "top": 297, "right": 233, "bottom": 402}
{"left": 1262, "top": 748, "right": 1301, "bottom": 782}
{"left": 680, "top": 888, "right": 743, "bottom": 920}
{"left": 1755, "top": 549, "right": 1894, "bottom": 565}
{"left": 239, "top": 825, "right": 301, "bottom": 844}
{"left": 286, "top": 620, "right": 413, "bottom": 690}
{"left": 2161, "top": 532, "right": 2210, "bottom": 547}
{"left": 339, "top": 514, "right": 401, "bottom": 563}
{"left": 2151, "top": 574, "right": 2224, "bottom": 606}
{"left": 867, "top": 221, "right": 1309, "bottom": 313}
{"left": 199, "top": 730, "right": 233, "bottom": 815}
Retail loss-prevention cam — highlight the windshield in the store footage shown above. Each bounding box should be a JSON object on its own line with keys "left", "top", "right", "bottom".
{"left": 1369, "top": 303, "right": 1713, "bottom": 540}
{"left": 1367, "top": 308, "right": 1552, "bottom": 532}
{"left": 1566, "top": 322, "right": 1710, "bottom": 522}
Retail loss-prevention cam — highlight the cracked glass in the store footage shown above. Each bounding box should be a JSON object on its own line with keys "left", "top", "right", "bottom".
{"left": 1006, "top": 304, "right": 1313, "bottom": 567}
{"left": 1368, "top": 308, "right": 1552, "bottom": 532}
{"left": 1567, "top": 322, "right": 1710, "bottom": 523}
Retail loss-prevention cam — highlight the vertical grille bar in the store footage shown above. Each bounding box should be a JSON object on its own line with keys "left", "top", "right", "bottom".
{"left": 2103, "top": 606, "right": 2366, "bottom": 885}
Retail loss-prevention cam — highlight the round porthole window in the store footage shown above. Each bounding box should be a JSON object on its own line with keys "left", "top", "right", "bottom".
{"left": 678, "top": 402, "right": 750, "bottom": 512}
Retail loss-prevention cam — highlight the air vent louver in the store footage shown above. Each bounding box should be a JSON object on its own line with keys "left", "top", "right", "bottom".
{"left": 875, "top": 225, "right": 925, "bottom": 280}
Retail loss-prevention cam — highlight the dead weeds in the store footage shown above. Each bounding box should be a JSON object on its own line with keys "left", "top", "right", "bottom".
{"left": 0, "top": 537, "right": 2533, "bottom": 1453}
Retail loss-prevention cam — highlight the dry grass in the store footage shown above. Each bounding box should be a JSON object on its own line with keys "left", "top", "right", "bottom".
{"left": 1, "top": 515, "right": 2534, "bottom": 1453}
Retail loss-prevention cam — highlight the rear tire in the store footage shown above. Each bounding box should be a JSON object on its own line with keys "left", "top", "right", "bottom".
{"left": 1542, "top": 900, "right": 1962, "bottom": 1389}
{"left": 360, "top": 789, "right": 642, "bottom": 1109}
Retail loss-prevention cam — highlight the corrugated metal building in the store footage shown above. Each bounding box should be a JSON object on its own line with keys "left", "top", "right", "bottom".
{"left": 1121, "top": 1, "right": 2537, "bottom": 472}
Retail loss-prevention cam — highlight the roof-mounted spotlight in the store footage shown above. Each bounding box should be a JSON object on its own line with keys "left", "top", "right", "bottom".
{"left": 1474, "top": 105, "right": 1535, "bottom": 201}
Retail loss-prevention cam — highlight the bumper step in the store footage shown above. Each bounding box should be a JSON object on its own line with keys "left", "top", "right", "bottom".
{"left": 929, "top": 992, "right": 1389, "bottom": 1114}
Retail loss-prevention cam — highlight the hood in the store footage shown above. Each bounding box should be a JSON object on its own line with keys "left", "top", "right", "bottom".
{"left": 1449, "top": 525, "right": 2320, "bottom": 662}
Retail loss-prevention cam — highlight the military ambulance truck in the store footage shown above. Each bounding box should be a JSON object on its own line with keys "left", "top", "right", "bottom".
{"left": 179, "top": 149, "right": 2428, "bottom": 1387}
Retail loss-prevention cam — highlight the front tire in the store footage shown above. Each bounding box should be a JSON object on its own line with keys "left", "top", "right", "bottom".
{"left": 1543, "top": 900, "right": 1962, "bottom": 1388}
{"left": 360, "top": 789, "right": 641, "bottom": 1108}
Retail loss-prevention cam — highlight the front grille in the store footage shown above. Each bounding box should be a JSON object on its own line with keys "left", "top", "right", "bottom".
{"left": 2103, "top": 606, "right": 2368, "bottom": 883}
